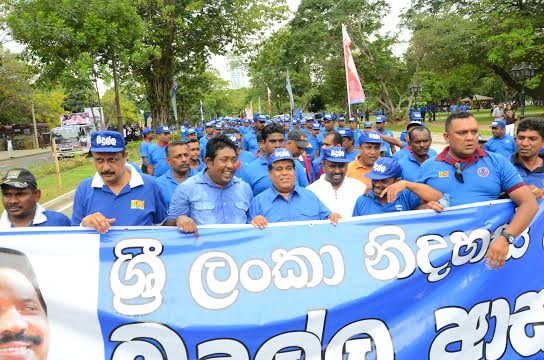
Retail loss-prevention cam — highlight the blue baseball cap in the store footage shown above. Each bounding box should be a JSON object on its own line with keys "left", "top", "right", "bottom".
{"left": 205, "top": 121, "right": 213, "bottom": 127}
{"left": 359, "top": 131, "right": 382, "bottom": 144}
{"left": 311, "top": 122, "right": 321, "bottom": 130}
{"left": 363, "top": 121, "right": 372, "bottom": 129}
{"left": 407, "top": 120, "right": 423, "bottom": 130}
{"left": 322, "top": 113, "right": 336, "bottom": 122}
{"left": 491, "top": 120, "right": 506, "bottom": 128}
{"left": 323, "top": 147, "right": 350, "bottom": 163}
{"left": 375, "top": 115, "right": 386, "bottom": 123}
{"left": 90, "top": 131, "right": 125, "bottom": 153}
{"left": 366, "top": 157, "right": 403, "bottom": 180}
{"left": 338, "top": 128, "right": 354, "bottom": 138}
{"left": 214, "top": 124, "right": 222, "bottom": 130}
{"left": 267, "top": 148, "right": 294, "bottom": 166}
{"left": 410, "top": 112, "right": 423, "bottom": 121}
{"left": 254, "top": 113, "right": 267, "bottom": 122}
{"left": 156, "top": 125, "right": 171, "bottom": 134}
{"left": 224, "top": 133, "right": 239, "bottom": 148}
{"left": 338, "top": 115, "right": 345, "bottom": 122}
{"left": 187, "top": 128, "right": 196, "bottom": 135}
{"left": 142, "top": 127, "right": 152, "bottom": 135}
{"left": 348, "top": 117, "right": 357, "bottom": 122}
{"left": 300, "top": 119, "right": 307, "bottom": 125}
{"left": 304, "top": 115, "right": 314, "bottom": 121}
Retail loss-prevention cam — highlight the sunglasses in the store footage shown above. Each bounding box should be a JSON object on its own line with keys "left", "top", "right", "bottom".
{"left": 453, "top": 162, "right": 464, "bottom": 183}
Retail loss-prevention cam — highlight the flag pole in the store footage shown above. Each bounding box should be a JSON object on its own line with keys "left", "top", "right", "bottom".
{"left": 342, "top": 24, "right": 352, "bottom": 118}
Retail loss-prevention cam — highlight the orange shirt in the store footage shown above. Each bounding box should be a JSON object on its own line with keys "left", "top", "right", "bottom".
{"left": 346, "top": 155, "right": 372, "bottom": 188}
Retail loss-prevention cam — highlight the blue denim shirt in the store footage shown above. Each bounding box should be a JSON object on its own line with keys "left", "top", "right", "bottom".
{"left": 156, "top": 168, "right": 196, "bottom": 206}
{"left": 167, "top": 171, "right": 253, "bottom": 225}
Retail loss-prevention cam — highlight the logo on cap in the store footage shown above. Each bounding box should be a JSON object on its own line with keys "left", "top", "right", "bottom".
{"left": 330, "top": 149, "right": 345, "bottom": 158}
{"left": 368, "top": 133, "right": 381, "bottom": 140}
{"left": 275, "top": 149, "right": 290, "bottom": 158}
{"left": 373, "top": 163, "right": 386, "bottom": 173}
{"left": 96, "top": 135, "right": 117, "bottom": 146}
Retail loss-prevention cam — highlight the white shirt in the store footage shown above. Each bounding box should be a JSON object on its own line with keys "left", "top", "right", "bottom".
{"left": 306, "top": 174, "right": 366, "bottom": 218}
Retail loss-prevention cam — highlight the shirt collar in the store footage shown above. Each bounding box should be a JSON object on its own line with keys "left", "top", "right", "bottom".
{"left": 271, "top": 185, "right": 302, "bottom": 200}
{"left": 91, "top": 164, "right": 144, "bottom": 189}
{"left": 0, "top": 203, "right": 47, "bottom": 227}
{"left": 512, "top": 153, "right": 544, "bottom": 173}
{"left": 196, "top": 171, "right": 238, "bottom": 188}
{"left": 435, "top": 146, "right": 487, "bottom": 167}
{"left": 353, "top": 155, "right": 371, "bottom": 170}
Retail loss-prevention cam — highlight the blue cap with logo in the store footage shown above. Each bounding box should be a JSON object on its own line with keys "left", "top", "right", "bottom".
{"left": 214, "top": 124, "right": 222, "bottom": 130}
{"left": 359, "top": 131, "right": 382, "bottom": 145}
{"left": 323, "top": 147, "right": 350, "bottom": 163}
{"left": 156, "top": 125, "right": 171, "bottom": 134}
{"left": 322, "top": 113, "right": 336, "bottom": 122}
{"left": 142, "top": 127, "right": 152, "bottom": 135}
{"left": 338, "top": 128, "right": 354, "bottom": 138}
{"left": 300, "top": 119, "right": 307, "bottom": 125}
{"left": 366, "top": 157, "right": 403, "bottom": 180}
{"left": 491, "top": 119, "right": 506, "bottom": 128}
{"left": 349, "top": 117, "right": 357, "bottom": 123}
{"left": 224, "top": 133, "right": 239, "bottom": 148}
{"left": 267, "top": 148, "right": 294, "bottom": 166}
{"left": 311, "top": 122, "right": 321, "bottom": 130}
{"left": 375, "top": 115, "right": 386, "bottom": 123}
{"left": 363, "top": 121, "right": 373, "bottom": 129}
{"left": 254, "top": 113, "right": 267, "bottom": 122}
{"left": 90, "top": 130, "right": 125, "bottom": 153}
{"left": 338, "top": 115, "right": 345, "bottom": 122}
{"left": 187, "top": 128, "right": 196, "bottom": 135}
{"left": 410, "top": 112, "right": 423, "bottom": 121}
{"left": 205, "top": 121, "right": 214, "bottom": 127}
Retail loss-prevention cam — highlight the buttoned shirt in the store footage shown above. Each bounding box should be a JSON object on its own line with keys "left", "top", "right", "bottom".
{"left": 0, "top": 204, "right": 71, "bottom": 228}
{"left": 353, "top": 189, "right": 421, "bottom": 216}
{"left": 307, "top": 175, "right": 366, "bottom": 218}
{"left": 156, "top": 168, "right": 196, "bottom": 206}
{"left": 248, "top": 185, "right": 330, "bottom": 223}
{"left": 346, "top": 155, "right": 373, "bottom": 188}
{"left": 167, "top": 172, "right": 253, "bottom": 225}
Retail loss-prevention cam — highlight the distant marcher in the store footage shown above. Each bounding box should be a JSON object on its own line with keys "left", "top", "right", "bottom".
{"left": 147, "top": 126, "right": 172, "bottom": 177}
{"left": 139, "top": 127, "right": 154, "bottom": 174}
{"left": 504, "top": 103, "right": 517, "bottom": 137}
{"left": 485, "top": 120, "right": 516, "bottom": 159}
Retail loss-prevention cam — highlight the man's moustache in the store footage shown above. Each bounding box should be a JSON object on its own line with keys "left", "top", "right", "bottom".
{"left": 100, "top": 171, "right": 115, "bottom": 176}
{"left": 0, "top": 331, "right": 41, "bottom": 345}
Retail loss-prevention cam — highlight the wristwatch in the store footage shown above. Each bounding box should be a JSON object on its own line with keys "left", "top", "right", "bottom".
{"left": 500, "top": 230, "right": 515, "bottom": 244}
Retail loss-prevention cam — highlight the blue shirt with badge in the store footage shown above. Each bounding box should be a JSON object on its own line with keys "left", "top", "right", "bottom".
{"left": 417, "top": 148, "right": 524, "bottom": 207}
{"left": 352, "top": 189, "right": 421, "bottom": 216}
{"left": 248, "top": 185, "right": 330, "bottom": 223}
{"left": 484, "top": 135, "right": 516, "bottom": 159}
{"left": 167, "top": 171, "right": 253, "bottom": 225}
{"left": 147, "top": 143, "right": 170, "bottom": 177}
{"left": 71, "top": 165, "right": 167, "bottom": 226}
{"left": 156, "top": 168, "right": 196, "bottom": 206}
{"left": 512, "top": 153, "right": 544, "bottom": 188}
{"left": 398, "top": 152, "right": 436, "bottom": 182}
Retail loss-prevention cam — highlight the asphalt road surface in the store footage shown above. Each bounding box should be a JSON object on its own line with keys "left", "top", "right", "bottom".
{"left": 0, "top": 152, "right": 54, "bottom": 172}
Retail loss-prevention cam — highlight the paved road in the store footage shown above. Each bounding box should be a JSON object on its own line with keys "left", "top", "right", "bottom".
{"left": 0, "top": 151, "right": 54, "bottom": 172}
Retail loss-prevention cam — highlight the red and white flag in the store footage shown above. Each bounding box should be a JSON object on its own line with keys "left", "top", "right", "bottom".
{"left": 342, "top": 24, "right": 365, "bottom": 105}
{"left": 267, "top": 87, "right": 272, "bottom": 116}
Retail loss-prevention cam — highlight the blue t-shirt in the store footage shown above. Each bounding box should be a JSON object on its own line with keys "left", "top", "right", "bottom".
{"left": 1, "top": 207, "right": 71, "bottom": 227}
{"left": 156, "top": 168, "right": 195, "bottom": 206}
{"left": 199, "top": 135, "right": 210, "bottom": 158}
{"left": 512, "top": 154, "right": 544, "bottom": 188}
{"left": 305, "top": 132, "right": 318, "bottom": 160}
{"left": 345, "top": 149, "right": 359, "bottom": 162}
{"left": 244, "top": 129, "right": 260, "bottom": 154}
{"left": 238, "top": 150, "right": 256, "bottom": 167}
{"left": 352, "top": 189, "right": 421, "bottom": 216}
{"left": 139, "top": 140, "right": 153, "bottom": 159}
{"left": 376, "top": 129, "right": 394, "bottom": 157}
{"left": 417, "top": 149, "right": 524, "bottom": 207}
{"left": 147, "top": 143, "right": 170, "bottom": 177}
{"left": 484, "top": 135, "right": 516, "bottom": 159}
{"left": 237, "top": 155, "right": 310, "bottom": 196}
{"left": 71, "top": 167, "right": 167, "bottom": 226}
{"left": 167, "top": 172, "right": 253, "bottom": 225}
{"left": 398, "top": 153, "right": 436, "bottom": 182}
{"left": 393, "top": 147, "right": 437, "bottom": 161}
{"left": 248, "top": 186, "right": 330, "bottom": 223}
{"left": 191, "top": 158, "right": 207, "bottom": 173}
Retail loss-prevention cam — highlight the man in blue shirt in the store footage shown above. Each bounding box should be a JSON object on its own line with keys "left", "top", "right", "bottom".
{"left": 147, "top": 125, "right": 172, "bottom": 177}
{"left": 338, "top": 129, "right": 359, "bottom": 161}
{"left": 352, "top": 157, "right": 442, "bottom": 216}
{"left": 375, "top": 115, "right": 394, "bottom": 157}
{"left": 199, "top": 122, "right": 215, "bottom": 158}
{"left": 316, "top": 113, "right": 336, "bottom": 155}
{"left": 187, "top": 139, "right": 206, "bottom": 172}
{"left": 484, "top": 119, "right": 516, "bottom": 159}
{"left": 243, "top": 113, "right": 267, "bottom": 154}
{"left": 398, "top": 127, "right": 436, "bottom": 182}
{"left": 312, "top": 131, "right": 343, "bottom": 180}
{"left": 512, "top": 118, "right": 544, "bottom": 199}
{"left": 238, "top": 122, "right": 309, "bottom": 196}
{"left": 336, "top": 115, "right": 346, "bottom": 131}
{"left": 417, "top": 111, "right": 539, "bottom": 269}
{"left": 186, "top": 128, "right": 198, "bottom": 141}
{"left": 165, "top": 135, "right": 253, "bottom": 236}
{"left": 222, "top": 129, "right": 255, "bottom": 167}
{"left": 156, "top": 141, "right": 196, "bottom": 206}
{"left": 248, "top": 148, "right": 341, "bottom": 227}
{"left": 72, "top": 131, "right": 167, "bottom": 233}
{"left": 1, "top": 168, "right": 71, "bottom": 228}
{"left": 348, "top": 117, "right": 362, "bottom": 146}
{"left": 139, "top": 127, "right": 153, "bottom": 174}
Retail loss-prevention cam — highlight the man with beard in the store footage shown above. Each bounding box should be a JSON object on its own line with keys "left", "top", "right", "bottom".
{"left": 165, "top": 135, "right": 253, "bottom": 236}
{"left": 346, "top": 131, "right": 382, "bottom": 188}
{"left": 0, "top": 248, "right": 49, "bottom": 360}
{"left": 352, "top": 157, "right": 443, "bottom": 216}
{"left": 397, "top": 127, "right": 435, "bottom": 182}
{"left": 307, "top": 147, "right": 366, "bottom": 218}
{"left": 72, "top": 131, "right": 167, "bottom": 233}
{"left": 512, "top": 118, "right": 544, "bottom": 199}
{"left": 156, "top": 141, "right": 195, "bottom": 206}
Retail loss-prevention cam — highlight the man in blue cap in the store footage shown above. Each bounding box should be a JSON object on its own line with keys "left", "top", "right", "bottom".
{"left": 156, "top": 141, "right": 195, "bottom": 206}
{"left": 363, "top": 121, "right": 373, "bottom": 132}
{"left": 338, "top": 129, "right": 359, "bottom": 161}
{"left": 243, "top": 113, "right": 267, "bottom": 154}
{"left": 186, "top": 128, "right": 198, "bottom": 141}
{"left": 307, "top": 147, "right": 366, "bottom": 218}
{"left": 348, "top": 117, "right": 362, "bottom": 146}
{"left": 316, "top": 113, "right": 336, "bottom": 155}
{"left": 397, "top": 126, "right": 436, "bottom": 182}
{"left": 336, "top": 115, "right": 346, "bottom": 131}
{"left": 147, "top": 125, "right": 172, "bottom": 177}
{"left": 72, "top": 130, "right": 167, "bottom": 233}
{"left": 139, "top": 127, "right": 154, "bottom": 174}
{"left": 352, "top": 157, "right": 443, "bottom": 216}
{"left": 484, "top": 119, "right": 516, "bottom": 159}
{"left": 199, "top": 121, "right": 215, "bottom": 157}
{"left": 375, "top": 115, "right": 394, "bottom": 157}
{"left": 390, "top": 119, "right": 430, "bottom": 161}
{"left": 346, "top": 131, "right": 382, "bottom": 188}
{"left": 248, "top": 148, "right": 341, "bottom": 227}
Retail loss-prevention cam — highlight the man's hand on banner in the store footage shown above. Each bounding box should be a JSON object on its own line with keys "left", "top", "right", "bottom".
{"left": 176, "top": 215, "right": 199, "bottom": 238}
{"left": 251, "top": 215, "right": 268, "bottom": 229}
{"left": 485, "top": 236, "right": 509, "bottom": 269}
{"left": 81, "top": 212, "right": 116, "bottom": 234}
{"left": 417, "top": 201, "right": 445, "bottom": 213}
{"left": 328, "top": 212, "right": 341, "bottom": 225}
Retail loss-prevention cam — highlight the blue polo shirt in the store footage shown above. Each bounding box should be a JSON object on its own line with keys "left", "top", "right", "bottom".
{"left": 512, "top": 153, "right": 544, "bottom": 188}
{"left": 199, "top": 135, "right": 210, "bottom": 158}
{"left": 239, "top": 150, "right": 256, "bottom": 167}
{"left": 393, "top": 146, "right": 437, "bottom": 161}
{"left": 352, "top": 189, "right": 421, "bottom": 216}
{"left": 71, "top": 165, "right": 167, "bottom": 226}
{"left": 191, "top": 158, "right": 207, "bottom": 173}
{"left": 156, "top": 168, "right": 196, "bottom": 206}
{"left": 237, "top": 155, "right": 310, "bottom": 196}
{"left": 247, "top": 185, "right": 330, "bottom": 223}
{"left": 417, "top": 148, "right": 524, "bottom": 207}
{"left": 305, "top": 132, "right": 318, "bottom": 160}
{"left": 167, "top": 171, "right": 253, "bottom": 225}
{"left": 398, "top": 153, "right": 436, "bottom": 182}
{"left": 139, "top": 140, "right": 153, "bottom": 159}
{"left": 345, "top": 149, "right": 359, "bottom": 162}
{"left": 1, "top": 204, "right": 71, "bottom": 228}
{"left": 147, "top": 143, "right": 170, "bottom": 177}
{"left": 376, "top": 129, "right": 394, "bottom": 157}
{"left": 244, "top": 129, "right": 260, "bottom": 154}
{"left": 484, "top": 135, "right": 516, "bottom": 159}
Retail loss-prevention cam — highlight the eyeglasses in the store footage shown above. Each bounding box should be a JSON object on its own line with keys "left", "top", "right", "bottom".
{"left": 453, "top": 162, "right": 464, "bottom": 183}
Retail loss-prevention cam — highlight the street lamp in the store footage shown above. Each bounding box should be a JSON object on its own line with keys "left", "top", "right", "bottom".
{"left": 511, "top": 63, "right": 537, "bottom": 119}
{"left": 410, "top": 84, "right": 423, "bottom": 108}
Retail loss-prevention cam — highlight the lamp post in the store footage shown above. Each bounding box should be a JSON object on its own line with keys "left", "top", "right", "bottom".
{"left": 511, "top": 63, "right": 537, "bottom": 119}
{"left": 410, "top": 84, "right": 423, "bottom": 109}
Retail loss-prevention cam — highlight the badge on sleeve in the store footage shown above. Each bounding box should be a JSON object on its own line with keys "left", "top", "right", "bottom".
{"left": 131, "top": 200, "right": 145, "bottom": 210}
{"left": 438, "top": 171, "right": 449, "bottom": 178}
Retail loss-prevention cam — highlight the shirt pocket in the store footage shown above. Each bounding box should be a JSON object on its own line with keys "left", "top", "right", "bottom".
{"left": 193, "top": 201, "right": 216, "bottom": 223}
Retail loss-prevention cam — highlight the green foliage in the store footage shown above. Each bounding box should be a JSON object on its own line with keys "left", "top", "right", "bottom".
{"left": 101, "top": 88, "right": 141, "bottom": 126}
{"left": 33, "top": 90, "right": 65, "bottom": 128}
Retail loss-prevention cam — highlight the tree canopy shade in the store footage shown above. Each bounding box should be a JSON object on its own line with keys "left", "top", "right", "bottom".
{"left": 6, "top": 0, "right": 287, "bottom": 127}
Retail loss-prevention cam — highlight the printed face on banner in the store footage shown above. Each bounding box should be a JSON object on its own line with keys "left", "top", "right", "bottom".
{"left": 0, "top": 268, "right": 49, "bottom": 360}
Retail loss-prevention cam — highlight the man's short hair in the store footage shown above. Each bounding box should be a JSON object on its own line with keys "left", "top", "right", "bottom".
{"left": 206, "top": 135, "right": 237, "bottom": 160}
{"left": 222, "top": 128, "right": 241, "bottom": 136}
{"left": 445, "top": 111, "right": 475, "bottom": 131}
{"left": 261, "top": 122, "right": 285, "bottom": 142}
{"left": 408, "top": 126, "right": 431, "bottom": 141}
{"left": 165, "top": 140, "right": 188, "bottom": 157}
{"left": 517, "top": 118, "right": 544, "bottom": 138}
{"left": 324, "top": 130, "right": 343, "bottom": 146}
{"left": 0, "top": 247, "right": 47, "bottom": 315}
{"left": 187, "top": 138, "right": 199, "bottom": 145}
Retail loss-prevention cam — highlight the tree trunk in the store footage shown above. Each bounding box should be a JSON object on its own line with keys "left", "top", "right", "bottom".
{"left": 112, "top": 52, "right": 123, "bottom": 133}
{"left": 491, "top": 64, "right": 544, "bottom": 99}
{"left": 144, "top": 71, "right": 171, "bottom": 129}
